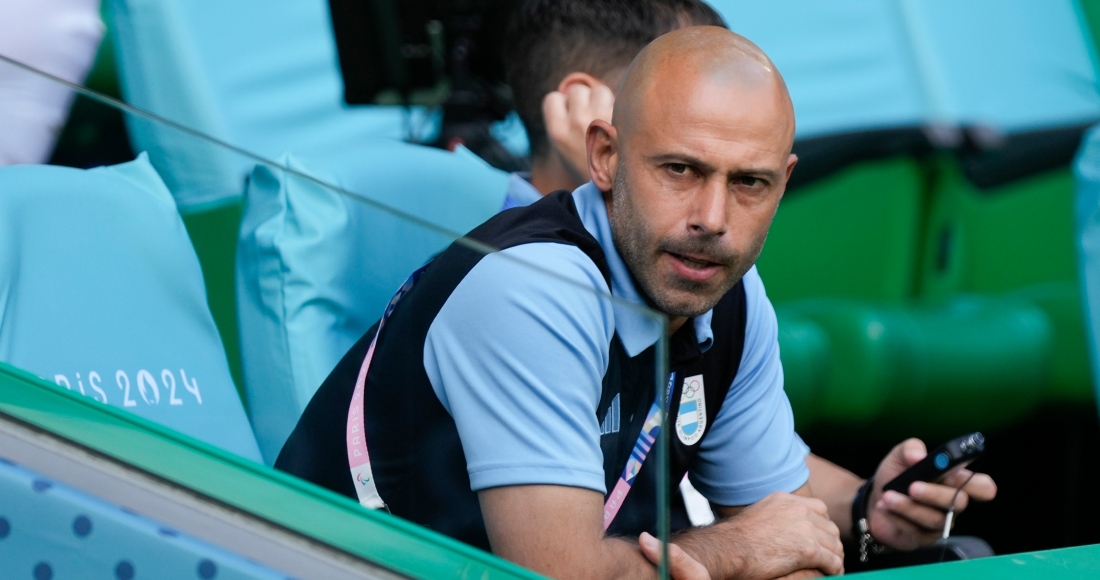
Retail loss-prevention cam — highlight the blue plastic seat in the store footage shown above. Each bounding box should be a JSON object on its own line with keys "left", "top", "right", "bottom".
{"left": 710, "top": 0, "right": 1100, "bottom": 139}
{"left": 106, "top": 0, "right": 433, "bottom": 208}
{"left": 0, "top": 156, "right": 262, "bottom": 462}
{"left": 236, "top": 144, "right": 510, "bottom": 462}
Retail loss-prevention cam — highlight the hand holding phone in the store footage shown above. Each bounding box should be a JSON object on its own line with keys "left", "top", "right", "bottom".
{"left": 882, "top": 432, "right": 985, "bottom": 495}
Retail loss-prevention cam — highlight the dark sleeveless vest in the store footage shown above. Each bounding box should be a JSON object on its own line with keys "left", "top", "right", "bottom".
{"left": 277, "top": 190, "right": 747, "bottom": 551}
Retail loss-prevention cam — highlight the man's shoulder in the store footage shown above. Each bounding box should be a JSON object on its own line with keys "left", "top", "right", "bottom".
{"left": 452, "top": 242, "right": 613, "bottom": 314}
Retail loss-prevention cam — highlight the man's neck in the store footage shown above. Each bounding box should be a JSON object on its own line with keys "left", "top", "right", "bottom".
{"left": 668, "top": 316, "right": 688, "bottom": 336}
{"left": 529, "top": 152, "right": 583, "bottom": 195}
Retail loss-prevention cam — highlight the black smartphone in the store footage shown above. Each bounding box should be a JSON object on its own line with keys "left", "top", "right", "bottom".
{"left": 882, "top": 432, "right": 985, "bottom": 495}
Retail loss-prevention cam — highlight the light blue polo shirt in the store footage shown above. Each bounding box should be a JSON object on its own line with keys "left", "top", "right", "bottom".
{"left": 424, "top": 182, "right": 809, "bottom": 507}
{"left": 500, "top": 172, "right": 543, "bottom": 210}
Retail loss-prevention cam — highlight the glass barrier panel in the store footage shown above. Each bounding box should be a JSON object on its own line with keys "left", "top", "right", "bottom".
{"left": 0, "top": 54, "right": 674, "bottom": 578}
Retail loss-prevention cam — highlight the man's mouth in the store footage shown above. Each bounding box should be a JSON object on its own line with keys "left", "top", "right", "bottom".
{"left": 670, "top": 252, "right": 717, "bottom": 270}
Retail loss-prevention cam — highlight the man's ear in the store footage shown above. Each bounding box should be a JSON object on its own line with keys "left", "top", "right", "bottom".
{"left": 587, "top": 119, "right": 618, "bottom": 192}
{"left": 778, "top": 153, "right": 798, "bottom": 201}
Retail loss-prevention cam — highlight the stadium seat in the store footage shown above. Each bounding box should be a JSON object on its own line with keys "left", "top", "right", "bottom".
{"left": 785, "top": 296, "right": 1051, "bottom": 437}
{"left": 237, "top": 144, "right": 509, "bottom": 463}
{"left": 0, "top": 155, "right": 262, "bottom": 462}
{"left": 774, "top": 309, "right": 830, "bottom": 430}
{"left": 105, "top": 0, "right": 433, "bottom": 209}
{"left": 915, "top": 157, "right": 1093, "bottom": 403}
{"left": 757, "top": 158, "right": 925, "bottom": 305}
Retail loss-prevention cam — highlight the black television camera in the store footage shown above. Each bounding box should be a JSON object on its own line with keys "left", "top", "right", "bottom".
{"left": 327, "top": 0, "right": 525, "bottom": 170}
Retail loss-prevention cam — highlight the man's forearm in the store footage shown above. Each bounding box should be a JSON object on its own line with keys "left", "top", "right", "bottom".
{"left": 669, "top": 518, "right": 748, "bottom": 577}
{"left": 806, "top": 453, "right": 863, "bottom": 541}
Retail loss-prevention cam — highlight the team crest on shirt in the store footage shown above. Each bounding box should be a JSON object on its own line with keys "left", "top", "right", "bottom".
{"left": 675, "top": 375, "right": 706, "bottom": 445}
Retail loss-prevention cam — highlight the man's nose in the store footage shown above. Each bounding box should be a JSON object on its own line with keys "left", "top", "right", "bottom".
{"left": 689, "top": 180, "right": 728, "bottom": 236}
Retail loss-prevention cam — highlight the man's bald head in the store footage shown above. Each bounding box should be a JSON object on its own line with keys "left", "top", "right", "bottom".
{"left": 613, "top": 26, "right": 795, "bottom": 152}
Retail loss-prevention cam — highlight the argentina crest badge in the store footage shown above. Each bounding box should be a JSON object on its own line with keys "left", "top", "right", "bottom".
{"left": 675, "top": 374, "right": 706, "bottom": 445}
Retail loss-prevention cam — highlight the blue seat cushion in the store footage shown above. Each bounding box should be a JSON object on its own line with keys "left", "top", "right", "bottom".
{"left": 0, "top": 155, "right": 262, "bottom": 462}
{"left": 236, "top": 145, "right": 509, "bottom": 462}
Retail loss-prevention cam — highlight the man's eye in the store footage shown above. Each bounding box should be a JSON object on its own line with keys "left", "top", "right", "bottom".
{"left": 668, "top": 163, "right": 691, "bottom": 175}
{"left": 736, "top": 176, "right": 763, "bottom": 188}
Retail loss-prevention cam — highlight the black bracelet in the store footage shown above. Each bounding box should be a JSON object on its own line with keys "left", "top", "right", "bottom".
{"left": 851, "top": 478, "right": 885, "bottom": 563}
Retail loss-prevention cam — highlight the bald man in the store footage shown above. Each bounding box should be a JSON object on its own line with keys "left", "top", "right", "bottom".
{"left": 278, "top": 27, "right": 991, "bottom": 578}
{"left": 509, "top": 1, "right": 998, "bottom": 563}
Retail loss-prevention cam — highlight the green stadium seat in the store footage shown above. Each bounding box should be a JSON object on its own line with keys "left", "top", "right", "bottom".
{"left": 784, "top": 296, "right": 1051, "bottom": 437}
{"left": 917, "top": 158, "right": 1093, "bottom": 402}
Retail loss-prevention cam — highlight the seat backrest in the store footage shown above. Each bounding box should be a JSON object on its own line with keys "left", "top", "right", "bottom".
{"left": 710, "top": 0, "right": 927, "bottom": 139}
{"left": 0, "top": 156, "right": 262, "bottom": 462}
{"left": 106, "top": 0, "right": 430, "bottom": 209}
{"left": 711, "top": 0, "right": 1100, "bottom": 136}
{"left": 900, "top": 0, "right": 1100, "bottom": 132}
{"left": 237, "top": 144, "right": 509, "bottom": 463}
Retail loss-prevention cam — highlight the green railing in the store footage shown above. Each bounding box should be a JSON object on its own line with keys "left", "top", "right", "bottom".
{"left": 0, "top": 362, "right": 543, "bottom": 580}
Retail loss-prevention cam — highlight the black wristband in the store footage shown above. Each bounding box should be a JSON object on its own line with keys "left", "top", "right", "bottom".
{"left": 851, "top": 478, "right": 873, "bottom": 532}
{"left": 851, "top": 478, "right": 884, "bottom": 562}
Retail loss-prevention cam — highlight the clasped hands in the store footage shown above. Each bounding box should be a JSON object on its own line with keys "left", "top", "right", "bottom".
{"left": 640, "top": 439, "right": 997, "bottom": 579}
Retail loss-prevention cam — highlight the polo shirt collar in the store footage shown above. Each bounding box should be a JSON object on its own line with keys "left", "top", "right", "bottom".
{"left": 571, "top": 182, "right": 715, "bottom": 357}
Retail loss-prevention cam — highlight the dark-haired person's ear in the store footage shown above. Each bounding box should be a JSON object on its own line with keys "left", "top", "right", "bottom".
{"left": 586, "top": 119, "right": 618, "bottom": 193}
{"left": 556, "top": 72, "right": 603, "bottom": 94}
{"left": 544, "top": 72, "right": 616, "bottom": 186}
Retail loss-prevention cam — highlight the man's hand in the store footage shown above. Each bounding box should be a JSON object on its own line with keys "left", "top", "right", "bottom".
{"left": 638, "top": 532, "right": 711, "bottom": 580}
{"left": 542, "top": 73, "right": 614, "bottom": 184}
{"left": 692, "top": 490, "right": 844, "bottom": 578}
{"left": 868, "top": 438, "right": 998, "bottom": 550}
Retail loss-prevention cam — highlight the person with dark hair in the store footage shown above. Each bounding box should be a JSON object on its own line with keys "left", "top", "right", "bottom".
{"left": 500, "top": 0, "right": 727, "bottom": 208}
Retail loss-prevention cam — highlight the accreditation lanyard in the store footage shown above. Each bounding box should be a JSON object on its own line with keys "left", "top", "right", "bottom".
{"left": 602, "top": 371, "right": 676, "bottom": 530}
{"left": 346, "top": 265, "right": 427, "bottom": 510}
{"left": 347, "top": 264, "right": 678, "bottom": 530}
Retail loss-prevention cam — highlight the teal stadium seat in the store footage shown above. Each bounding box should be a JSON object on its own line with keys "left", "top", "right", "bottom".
{"left": 104, "top": 0, "right": 524, "bottom": 400}
{"left": 106, "top": 0, "right": 429, "bottom": 208}
{"left": 237, "top": 146, "right": 510, "bottom": 462}
{"left": 0, "top": 156, "right": 262, "bottom": 462}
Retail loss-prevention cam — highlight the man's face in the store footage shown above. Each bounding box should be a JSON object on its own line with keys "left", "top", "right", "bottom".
{"left": 606, "top": 75, "right": 796, "bottom": 319}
